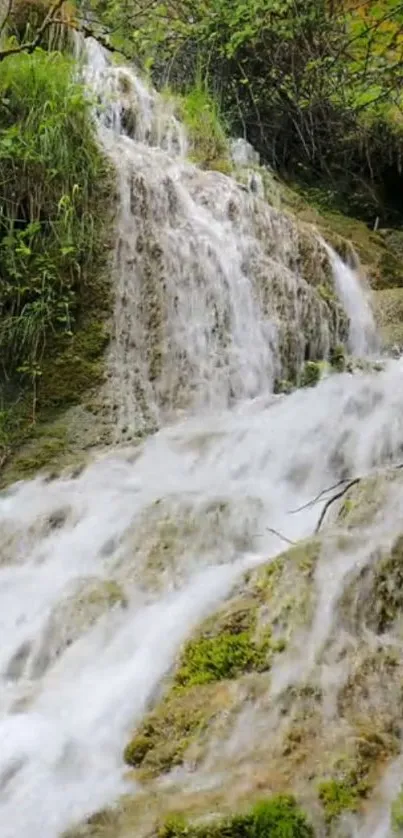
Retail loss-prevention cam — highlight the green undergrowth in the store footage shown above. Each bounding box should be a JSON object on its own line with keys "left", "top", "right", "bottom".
{"left": 123, "top": 605, "right": 275, "bottom": 775}
{"left": 0, "top": 48, "right": 113, "bottom": 479}
{"left": 178, "top": 83, "right": 231, "bottom": 173}
{"left": 174, "top": 624, "right": 271, "bottom": 690}
{"left": 392, "top": 788, "right": 403, "bottom": 833}
{"left": 318, "top": 778, "right": 367, "bottom": 823}
{"left": 160, "top": 796, "right": 314, "bottom": 838}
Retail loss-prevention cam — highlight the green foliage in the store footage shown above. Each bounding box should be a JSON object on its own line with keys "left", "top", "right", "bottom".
{"left": 94, "top": 0, "right": 403, "bottom": 223}
{"left": 329, "top": 344, "right": 346, "bottom": 372}
{"left": 0, "top": 48, "right": 111, "bottom": 400}
{"left": 178, "top": 81, "right": 230, "bottom": 171}
{"left": 300, "top": 362, "right": 321, "bottom": 389}
{"left": 174, "top": 627, "right": 270, "bottom": 689}
{"left": 123, "top": 682, "right": 217, "bottom": 775}
{"left": 392, "top": 787, "right": 403, "bottom": 833}
{"left": 159, "top": 796, "right": 314, "bottom": 838}
{"left": 318, "top": 778, "right": 365, "bottom": 822}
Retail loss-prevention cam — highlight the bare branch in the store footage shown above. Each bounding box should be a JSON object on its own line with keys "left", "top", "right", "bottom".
{"left": 0, "top": 0, "right": 67, "bottom": 63}
{"left": 289, "top": 477, "right": 355, "bottom": 514}
{"left": 266, "top": 527, "right": 295, "bottom": 546}
{"left": 315, "top": 478, "right": 360, "bottom": 533}
{"left": 0, "top": 0, "right": 14, "bottom": 38}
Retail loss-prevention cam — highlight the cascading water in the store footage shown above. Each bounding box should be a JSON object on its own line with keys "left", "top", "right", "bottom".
{"left": 325, "top": 244, "right": 379, "bottom": 357}
{"left": 83, "top": 38, "right": 359, "bottom": 436}
{"left": 1, "top": 38, "right": 402, "bottom": 838}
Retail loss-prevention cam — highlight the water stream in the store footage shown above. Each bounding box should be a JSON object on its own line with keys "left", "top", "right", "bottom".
{"left": 0, "top": 38, "right": 401, "bottom": 838}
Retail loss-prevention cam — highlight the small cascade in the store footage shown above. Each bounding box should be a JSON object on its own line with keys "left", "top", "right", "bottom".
{"left": 82, "top": 38, "right": 352, "bottom": 438}
{"left": 326, "top": 245, "right": 379, "bottom": 357}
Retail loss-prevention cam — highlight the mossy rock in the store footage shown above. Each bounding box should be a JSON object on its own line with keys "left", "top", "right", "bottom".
{"left": 0, "top": 278, "right": 112, "bottom": 484}
{"left": 299, "top": 362, "right": 321, "bottom": 388}
{"left": 337, "top": 473, "right": 393, "bottom": 531}
{"left": 29, "top": 577, "right": 128, "bottom": 678}
{"left": 159, "top": 796, "right": 314, "bottom": 838}
{"left": 373, "top": 287, "right": 403, "bottom": 349}
{"left": 124, "top": 681, "right": 232, "bottom": 776}
{"left": 318, "top": 778, "right": 365, "bottom": 822}
{"left": 273, "top": 179, "right": 403, "bottom": 291}
{"left": 365, "top": 535, "right": 403, "bottom": 634}
{"left": 123, "top": 541, "right": 319, "bottom": 779}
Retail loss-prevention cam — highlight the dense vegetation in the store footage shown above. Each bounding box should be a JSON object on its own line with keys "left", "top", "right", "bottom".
{"left": 0, "top": 3, "right": 112, "bottom": 468}
{"left": 88, "top": 0, "right": 403, "bottom": 224}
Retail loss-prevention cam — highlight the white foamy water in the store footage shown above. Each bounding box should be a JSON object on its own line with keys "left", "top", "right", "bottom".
{"left": 3, "top": 360, "right": 403, "bottom": 836}
{"left": 327, "top": 246, "right": 378, "bottom": 357}
{"left": 0, "top": 38, "right": 396, "bottom": 838}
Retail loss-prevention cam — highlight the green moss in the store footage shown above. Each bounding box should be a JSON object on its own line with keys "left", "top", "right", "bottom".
{"left": 318, "top": 779, "right": 361, "bottom": 822}
{"left": 39, "top": 319, "right": 110, "bottom": 411}
{"left": 392, "top": 788, "right": 403, "bottom": 833}
{"left": 317, "top": 284, "right": 337, "bottom": 305}
{"left": 273, "top": 379, "right": 295, "bottom": 395}
{"left": 5, "top": 431, "right": 68, "bottom": 478}
{"left": 329, "top": 344, "right": 346, "bottom": 372}
{"left": 367, "top": 535, "right": 403, "bottom": 633}
{"left": 174, "top": 629, "right": 270, "bottom": 689}
{"left": 178, "top": 84, "right": 230, "bottom": 172}
{"left": 123, "top": 682, "right": 225, "bottom": 776}
{"left": 0, "top": 48, "right": 113, "bottom": 478}
{"left": 300, "top": 362, "right": 321, "bottom": 388}
{"left": 159, "top": 796, "right": 314, "bottom": 838}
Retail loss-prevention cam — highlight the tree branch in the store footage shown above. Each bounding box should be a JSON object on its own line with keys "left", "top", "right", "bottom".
{"left": 0, "top": 0, "right": 67, "bottom": 62}
{"left": 0, "top": 0, "right": 14, "bottom": 38}
{"left": 315, "top": 478, "right": 360, "bottom": 533}
{"left": 266, "top": 527, "right": 296, "bottom": 546}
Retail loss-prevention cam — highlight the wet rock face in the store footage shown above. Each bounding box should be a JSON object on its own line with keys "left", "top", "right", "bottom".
{"left": 108, "top": 139, "right": 349, "bottom": 434}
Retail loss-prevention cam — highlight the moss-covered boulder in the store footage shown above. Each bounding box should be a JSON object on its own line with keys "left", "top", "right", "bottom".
{"left": 160, "top": 797, "right": 314, "bottom": 838}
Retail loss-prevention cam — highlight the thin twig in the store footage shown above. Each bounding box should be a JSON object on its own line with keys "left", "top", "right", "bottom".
{"left": 266, "top": 527, "right": 295, "bottom": 546}
{"left": 289, "top": 477, "right": 353, "bottom": 514}
{"left": 315, "top": 478, "right": 361, "bottom": 533}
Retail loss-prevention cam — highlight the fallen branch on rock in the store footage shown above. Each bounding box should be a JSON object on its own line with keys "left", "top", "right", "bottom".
{"left": 315, "top": 478, "right": 360, "bottom": 532}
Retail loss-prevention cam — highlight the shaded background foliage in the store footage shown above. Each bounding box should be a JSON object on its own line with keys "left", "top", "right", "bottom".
{"left": 86, "top": 0, "right": 403, "bottom": 225}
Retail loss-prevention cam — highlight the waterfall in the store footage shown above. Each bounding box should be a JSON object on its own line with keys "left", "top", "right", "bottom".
{"left": 325, "top": 245, "right": 379, "bottom": 357}
{"left": 83, "top": 38, "right": 363, "bottom": 437}
{"left": 0, "top": 39, "right": 399, "bottom": 838}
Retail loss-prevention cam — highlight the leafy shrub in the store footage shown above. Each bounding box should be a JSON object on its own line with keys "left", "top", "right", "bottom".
{"left": 179, "top": 82, "right": 230, "bottom": 171}
{"left": 93, "top": 0, "right": 403, "bottom": 223}
{"left": 0, "top": 49, "right": 111, "bottom": 407}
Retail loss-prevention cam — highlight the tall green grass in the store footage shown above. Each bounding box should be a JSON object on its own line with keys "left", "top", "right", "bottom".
{"left": 179, "top": 81, "right": 231, "bottom": 172}
{"left": 0, "top": 49, "right": 110, "bottom": 389}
